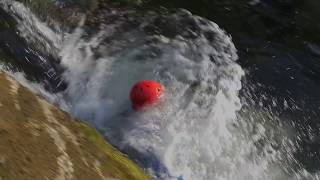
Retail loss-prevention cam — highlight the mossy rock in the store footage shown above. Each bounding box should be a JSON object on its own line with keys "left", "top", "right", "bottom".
{"left": 0, "top": 70, "right": 149, "bottom": 180}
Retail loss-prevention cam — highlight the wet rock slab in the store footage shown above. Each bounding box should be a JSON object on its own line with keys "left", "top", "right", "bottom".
{"left": 0, "top": 71, "right": 149, "bottom": 180}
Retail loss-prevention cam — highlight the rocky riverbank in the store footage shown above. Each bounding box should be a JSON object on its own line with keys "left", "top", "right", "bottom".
{"left": 0, "top": 70, "right": 149, "bottom": 180}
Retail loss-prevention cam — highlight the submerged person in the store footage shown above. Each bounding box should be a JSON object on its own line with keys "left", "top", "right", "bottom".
{"left": 130, "top": 80, "right": 184, "bottom": 180}
{"left": 100, "top": 80, "right": 184, "bottom": 180}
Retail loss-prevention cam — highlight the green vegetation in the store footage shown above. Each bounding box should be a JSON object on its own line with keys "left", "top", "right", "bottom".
{"left": 79, "top": 122, "right": 149, "bottom": 180}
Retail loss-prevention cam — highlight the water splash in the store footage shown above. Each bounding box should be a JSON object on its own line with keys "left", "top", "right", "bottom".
{"left": 56, "top": 9, "right": 283, "bottom": 180}
{"left": 0, "top": 1, "right": 316, "bottom": 179}
{"left": 0, "top": 0, "right": 63, "bottom": 55}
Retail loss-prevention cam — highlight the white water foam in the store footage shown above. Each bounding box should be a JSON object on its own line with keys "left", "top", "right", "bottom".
{"left": 54, "top": 9, "right": 288, "bottom": 179}
{"left": 0, "top": 1, "right": 315, "bottom": 180}
{"left": 0, "top": 0, "right": 63, "bottom": 55}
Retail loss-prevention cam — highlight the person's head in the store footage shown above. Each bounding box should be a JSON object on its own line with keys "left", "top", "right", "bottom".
{"left": 130, "top": 80, "right": 165, "bottom": 110}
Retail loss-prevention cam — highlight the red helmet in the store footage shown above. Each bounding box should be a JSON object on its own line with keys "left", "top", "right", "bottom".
{"left": 130, "top": 80, "right": 165, "bottom": 110}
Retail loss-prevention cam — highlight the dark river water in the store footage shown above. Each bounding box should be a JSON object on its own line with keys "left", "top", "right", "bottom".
{"left": 1, "top": 0, "right": 320, "bottom": 179}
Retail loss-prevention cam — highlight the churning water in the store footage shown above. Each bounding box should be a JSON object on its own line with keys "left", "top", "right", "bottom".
{"left": 1, "top": 0, "right": 319, "bottom": 179}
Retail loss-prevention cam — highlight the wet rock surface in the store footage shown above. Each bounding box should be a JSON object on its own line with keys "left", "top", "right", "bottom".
{"left": 0, "top": 71, "right": 149, "bottom": 180}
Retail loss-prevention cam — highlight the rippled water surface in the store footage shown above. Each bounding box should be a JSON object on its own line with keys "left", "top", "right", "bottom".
{"left": 0, "top": 0, "right": 320, "bottom": 179}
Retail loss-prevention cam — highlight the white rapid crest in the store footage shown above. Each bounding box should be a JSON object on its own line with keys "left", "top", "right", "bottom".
{"left": 56, "top": 9, "right": 263, "bottom": 180}
{"left": 0, "top": 1, "right": 312, "bottom": 180}
{"left": 0, "top": 0, "right": 63, "bottom": 55}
